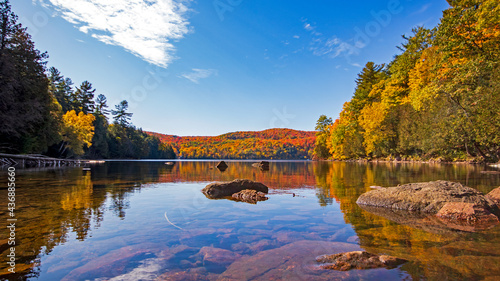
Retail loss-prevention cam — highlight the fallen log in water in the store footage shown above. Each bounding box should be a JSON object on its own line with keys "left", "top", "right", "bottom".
{"left": 0, "top": 153, "right": 88, "bottom": 168}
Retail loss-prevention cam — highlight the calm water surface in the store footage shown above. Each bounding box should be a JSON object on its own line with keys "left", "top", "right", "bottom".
{"left": 1, "top": 161, "right": 500, "bottom": 280}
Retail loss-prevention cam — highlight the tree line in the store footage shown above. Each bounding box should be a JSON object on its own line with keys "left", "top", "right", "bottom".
{"left": 0, "top": 0, "right": 175, "bottom": 159}
{"left": 314, "top": 0, "right": 500, "bottom": 162}
{"left": 150, "top": 129, "right": 315, "bottom": 159}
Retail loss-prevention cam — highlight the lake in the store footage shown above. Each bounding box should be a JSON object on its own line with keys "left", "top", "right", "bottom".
{"left": 1, "top": 161, "right": 500, "bottom": 280}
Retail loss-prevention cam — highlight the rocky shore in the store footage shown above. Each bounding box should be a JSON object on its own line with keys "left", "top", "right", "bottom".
{"left": 357, "top": 180, "right": 500, "bottom": 232}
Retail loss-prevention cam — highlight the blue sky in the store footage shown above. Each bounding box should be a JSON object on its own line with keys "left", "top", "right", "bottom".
{"left": 13, "top": 0, "right": 449, "bottom": 136}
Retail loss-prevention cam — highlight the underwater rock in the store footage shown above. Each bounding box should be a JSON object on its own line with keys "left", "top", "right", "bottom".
{"left": 196, "top": 246, "right": 241, "bottom": 267}
{"left": 220, "top": 240, "right": 361, "bottom": 280}
{"left": 436, "top": 202, "right": 499, "bottom": 226}
{"left": 231, "top": 189, "right": 268, "bottom": 203}
{"left": 155, "top": 270, "right": 215, "bottom": 281}
{"left": 202, "top": 179, "right": 269, "bottom": 199}
{"left": 61, "top": 243, "right": 161, "bottom": 281}
{"left": 316, "top": 251, "right": 407, "bottom": 271}
{"left": 356, "top": 180, "right": 499, "bottom": 215}
{"left": 359, "top": 204, "right": 498, "bottom": 233}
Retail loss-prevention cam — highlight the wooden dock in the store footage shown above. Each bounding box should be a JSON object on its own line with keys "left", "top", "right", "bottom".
{"left": 0, "top": 153, "right": 87, "bottom": 168}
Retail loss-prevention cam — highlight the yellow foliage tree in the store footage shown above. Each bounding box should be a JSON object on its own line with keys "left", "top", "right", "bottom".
{"left": 358, "top": 101, "right": 391, "bottom": 156}
{"left": 62, "top": 110, "right": 95, "bottom": 155}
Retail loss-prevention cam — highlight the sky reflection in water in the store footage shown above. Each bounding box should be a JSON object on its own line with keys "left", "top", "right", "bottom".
{"left": 0, "top": 161, "right": 499, "bottom": 280}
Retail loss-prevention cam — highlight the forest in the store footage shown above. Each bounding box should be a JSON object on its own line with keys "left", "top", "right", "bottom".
{"left": 149, "top": 129, "right": 315, "bottom": 159}
{"left": 314, "top": 0, "right": 500, "bottom": 162}
{"left": 0, "top": 0, "right": 175, "bottom": 159}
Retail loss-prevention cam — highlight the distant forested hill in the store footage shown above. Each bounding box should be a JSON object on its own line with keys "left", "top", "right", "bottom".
{"left": 147, "top": 129, "right": 316, "bottom": 159}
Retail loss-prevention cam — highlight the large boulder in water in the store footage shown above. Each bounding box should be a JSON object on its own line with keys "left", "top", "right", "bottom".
{"left": 356, "top": 180, "right": 499, "bottom": 215}
{"left": 216, "top": 161, "right": 228, "bottom": 171}
{"left": 202, "top": 179, "right": 269, "bottom": 199}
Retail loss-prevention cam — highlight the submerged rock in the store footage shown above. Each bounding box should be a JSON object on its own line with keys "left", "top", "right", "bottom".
{"left": 356, "top": 180, "right": 499, "bottom": 214}
{"left": 231, "top": 189, "right": 268, "bottom": 203}
{"left": 196, "top": 247, "right": 241, "bottom": 267}
{"left": 202, "top": 179, "right": 269, "bottom": 199}
{"left": 316, "top": 251, "right": 407, "bottom": 271}
{"left": 436, "top": 202, "right": 499, "bottom": 225}
{"left": 358, "top": 205, "right": 497, "bottom": 233}
{"left": 219, "top": 240, "right": 363, "bottom": 280}
{"left": 61, "top": 243, "right": 162, "bottom": 281}
{"left": 155, "top": 270, "right": 216, "bottom": 281}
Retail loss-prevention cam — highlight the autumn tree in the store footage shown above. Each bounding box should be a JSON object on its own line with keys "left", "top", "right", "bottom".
{"left": 60, "top": 110, "right": 95, "bottom": 156}
{"left": 313, "top": 115, "right": 332, "bottom": 159}
{"left": 429, "top": 0, "right": 500, "bottom": 160}
{"left": 328, "top": 62, "right": 386, "bottom": 159}
{"left": 319, "top": 0, "right": 500, "bottom": 161}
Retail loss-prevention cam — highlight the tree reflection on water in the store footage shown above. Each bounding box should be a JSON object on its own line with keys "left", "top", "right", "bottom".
{"left": 0, "top": 161, "right": 498, "bottom": 280}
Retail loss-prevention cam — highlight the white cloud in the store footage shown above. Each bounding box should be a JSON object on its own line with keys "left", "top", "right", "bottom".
{"left": 293, "top": 35, "right": 300, "bottom": 39}
{"left": 38, "top": 0, "right": 191, "bottom": 68}
{"left": 180, "top": 68, "right": 217, "bottom": 83}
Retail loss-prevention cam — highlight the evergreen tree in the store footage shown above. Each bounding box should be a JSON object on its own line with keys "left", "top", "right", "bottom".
{"left": 86, "top": 94, "right": 110, "bottom": 158}
{"left": 74, "top": 81, "right": 96, "bottom": 114}
{"left": 95, "top": 94, "right": 110, "bottom": 116}
{"left": 112, "top": 100, "right": 133, "bottom": 127}
{"left": 0, "top": 0, "right": 60, "bottom": 153}
{"left": 48, "top": 67, "right": 73, "bottom": 113}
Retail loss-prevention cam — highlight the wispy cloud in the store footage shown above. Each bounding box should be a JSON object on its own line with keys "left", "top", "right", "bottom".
{"left": 302, "top": 21, "right": 363, "bottom": 66}
{"left": 180, "top": 68, "right": 217, "bottom": 83}
{"left": 310, "top": 36, "right": 360, "bottom": 59}
{"left": 303, "top": 22, "right": 322, "bottom": 36}
{"left": 38, "top": 0, "right": 192, "bottom": 68}
{"left": 411, "top": 3, "right": 431, "bottom": 16}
